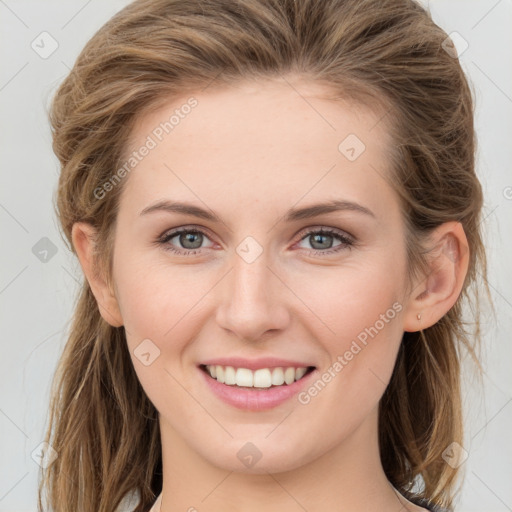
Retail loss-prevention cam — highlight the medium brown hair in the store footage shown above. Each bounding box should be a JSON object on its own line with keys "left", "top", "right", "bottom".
{"left": 39, "top": 0, "right": 491, "bottom": 511}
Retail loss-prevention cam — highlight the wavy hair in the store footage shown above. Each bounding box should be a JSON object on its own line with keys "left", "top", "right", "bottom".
{"left": 39, "top": 0, "right": 491, "bottom": 511}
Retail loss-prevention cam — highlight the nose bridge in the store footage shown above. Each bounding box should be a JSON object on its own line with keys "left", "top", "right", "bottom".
{"left": 215, "top": 237, "right": 289, "bottom": 340}
{"left": 232, "top": 244, "right": 271, "bottom": 305}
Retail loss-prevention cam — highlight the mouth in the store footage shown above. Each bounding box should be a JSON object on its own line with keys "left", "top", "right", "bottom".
{"left": 199, "top": 364, "right": 316, "bottom": 389}
{"left": 197, "top": 356, "right": 319, "bottom": 410}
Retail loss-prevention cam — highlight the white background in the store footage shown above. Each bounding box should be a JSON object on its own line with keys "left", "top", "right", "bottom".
{"left": 0, "top": 1, "right": 511, "bottom": 511}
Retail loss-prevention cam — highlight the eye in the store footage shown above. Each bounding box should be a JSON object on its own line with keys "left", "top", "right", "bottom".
{"left": 295, "top": 227, "right": 354, "bottom": 255}
{"left": 156, "top": 226, "right": 354, "bottom": 256}
{"left": 157, "top": 227, "right": 215, "bottom": 255}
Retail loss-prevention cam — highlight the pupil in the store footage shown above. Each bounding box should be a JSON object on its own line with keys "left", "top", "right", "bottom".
{"left": 181, "top": 232, "right": 202, "bottom": 249}
{"left": 311, "top": 233, "right": 332, "bottom": 250}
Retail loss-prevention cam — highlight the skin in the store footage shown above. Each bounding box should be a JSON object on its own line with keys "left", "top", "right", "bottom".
{"left": 73, "top": 76, "right": 469, "bottom": 512}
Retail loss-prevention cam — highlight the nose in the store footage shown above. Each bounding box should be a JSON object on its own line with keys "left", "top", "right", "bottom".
{"left": 215, "top": 248, "right": 290, "bottom": 342}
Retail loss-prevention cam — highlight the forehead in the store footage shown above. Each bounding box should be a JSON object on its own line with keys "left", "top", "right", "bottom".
{"left": 118, "top": 78, "right": 397, "bottom": 223}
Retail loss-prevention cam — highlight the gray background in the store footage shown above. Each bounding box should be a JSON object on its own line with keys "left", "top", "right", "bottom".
{"left": 0, "top": 1, "right": 511, "bottom": 511}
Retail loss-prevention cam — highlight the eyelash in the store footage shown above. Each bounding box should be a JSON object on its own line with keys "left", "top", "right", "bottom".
{"left": 156, "top": 226, "right": 355, "bottom": 257}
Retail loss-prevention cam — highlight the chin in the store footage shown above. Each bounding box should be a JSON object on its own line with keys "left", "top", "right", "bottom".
{"left": 200, "top": 436, "right": 315, "bottom": 475}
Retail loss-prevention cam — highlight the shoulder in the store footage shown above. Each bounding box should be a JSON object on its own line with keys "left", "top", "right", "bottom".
{"left": 407, "top": 495, "right": 450, "bottom": 512}
{"left": 147, "top": 492, "right": 161, "bottom": 512}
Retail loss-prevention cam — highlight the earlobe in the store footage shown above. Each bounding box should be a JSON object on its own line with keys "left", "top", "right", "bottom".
{"left": 71, "top": 222, "right": 124, "bottom": 327}
{"left": 403, "top": 221, "right": 469, "bottom": 332}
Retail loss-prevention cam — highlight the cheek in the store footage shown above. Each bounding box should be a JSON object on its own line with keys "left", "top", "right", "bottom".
{"left": 290, "top": 256, "right": 405, "bottom": 402}
{"left": 114, "top": 252, "right": 211, "bottom": 342}
{"left": 113, "top": 257, "right": 206, "bottom": 414}
{"left": 112, "top": 255, "right": 223, "bottom": 410}
{"left": 290, "top": 256, "right": 405, "bottom": 343}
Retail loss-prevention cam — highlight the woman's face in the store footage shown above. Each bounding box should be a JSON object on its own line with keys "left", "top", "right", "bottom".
{"left": 109, "top": 77, "right": 415, "bottom": 473}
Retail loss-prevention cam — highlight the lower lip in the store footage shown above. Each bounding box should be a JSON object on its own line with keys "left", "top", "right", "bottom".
{"left": 198, "top": 366, "right": 317, "bottom": 411}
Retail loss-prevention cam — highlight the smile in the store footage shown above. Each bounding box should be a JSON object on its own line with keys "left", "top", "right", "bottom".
{"left": 201, "top": 364, "right": 314, "bottom": 388}
{"left": 198, "top": 363, "right": 317, "bottom": 411}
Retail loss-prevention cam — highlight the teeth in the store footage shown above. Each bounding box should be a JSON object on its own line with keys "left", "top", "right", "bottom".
{"left": 205, "top": 365, "right": 310, "bottom": 388}
{"left": 224, "top": 366, "right": 236, "bottom": 385}
{"left": 236, "top": 367, "right": 253, "bottom": 387}
{"left": 295, "top": 367, "right": 307, "bottom": 380}
{"left": 253, "top": 369, "right": 271, "bottom": 388}
{"left": 284, "top": 367, "right": 295, "bottom": 385}
{"left": 271, "top": 367, "right": 285, "bottom": 386}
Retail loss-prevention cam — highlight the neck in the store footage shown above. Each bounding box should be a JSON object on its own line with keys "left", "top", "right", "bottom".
{"left": 157, "top": 407, "right": 417, "bottom": 512}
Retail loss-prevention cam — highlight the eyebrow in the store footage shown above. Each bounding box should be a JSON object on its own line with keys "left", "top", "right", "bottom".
{"left": 139, "top": 199, "right": 375, "bottom": 222}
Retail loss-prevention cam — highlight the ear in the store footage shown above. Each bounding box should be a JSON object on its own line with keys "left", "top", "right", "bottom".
{"left": 71, "top": 222, "right": 123, "bottom": 327}
{"left": 402, "top": 221, "right": 469, "bottom": 332}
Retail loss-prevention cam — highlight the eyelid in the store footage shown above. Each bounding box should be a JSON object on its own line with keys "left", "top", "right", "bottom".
{"left": 157, "top": 224, "right": 356, "bottom": 255}
{"left": 158, "top": 224, "right": 215, "bottom": 241}
{"left": 295, "top": 225, "right": 355, "bottom": 243}
{"left": 157, "top": 224, "right": 356, "bottom": 243}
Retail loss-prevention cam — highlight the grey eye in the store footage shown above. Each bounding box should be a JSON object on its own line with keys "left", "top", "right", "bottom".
{"left": 174, "top": 231, "right": 204, "bottom": 249}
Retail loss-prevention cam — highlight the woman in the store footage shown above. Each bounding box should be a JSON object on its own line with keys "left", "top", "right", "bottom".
{"left": 38, "top": 0, "right": 490, "bottom": 511}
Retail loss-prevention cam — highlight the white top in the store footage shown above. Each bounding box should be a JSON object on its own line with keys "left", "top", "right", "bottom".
{"left": 148, "top": 492, "right": 162, "bottom": 512}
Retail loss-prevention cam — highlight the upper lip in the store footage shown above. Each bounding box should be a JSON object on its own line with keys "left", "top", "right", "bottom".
{"left": 199, "top": 357, "right": 316, "bottom": 371}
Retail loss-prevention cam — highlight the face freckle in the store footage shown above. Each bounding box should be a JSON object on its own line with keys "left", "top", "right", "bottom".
{"left": 111, "top": 76, "right": 410, "bottom": 476}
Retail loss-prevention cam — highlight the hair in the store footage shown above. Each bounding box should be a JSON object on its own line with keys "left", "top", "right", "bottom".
{"left": 39, "top": 0, "right": 492, "bottom": 511}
